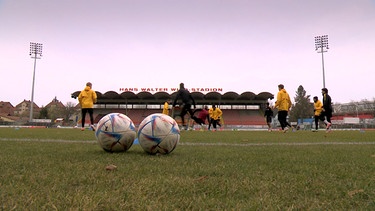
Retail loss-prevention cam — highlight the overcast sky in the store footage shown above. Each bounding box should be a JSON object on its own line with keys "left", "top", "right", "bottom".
{"left": 1, "top": 0, "right": 375, "bottom": 107}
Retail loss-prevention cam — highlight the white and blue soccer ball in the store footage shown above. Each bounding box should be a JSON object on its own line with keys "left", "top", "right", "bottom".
{"left": 137, "top": 113, "right": 180, "bottom": 155}
{"left": 95, "top": 113, "right": 136, "bottom": 153}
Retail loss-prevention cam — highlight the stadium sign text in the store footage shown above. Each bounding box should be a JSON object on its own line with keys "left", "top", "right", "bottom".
{"left": 119, "top": 87, "right": 223, "bottom": 93}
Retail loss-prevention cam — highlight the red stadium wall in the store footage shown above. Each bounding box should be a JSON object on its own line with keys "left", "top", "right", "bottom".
{"left": 90, "top": 108, "right": 266, "bottom": 127}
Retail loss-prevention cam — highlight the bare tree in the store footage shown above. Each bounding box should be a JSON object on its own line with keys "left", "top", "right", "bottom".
{"left": 63, "top": 102, "right": 78, "bottom": 125}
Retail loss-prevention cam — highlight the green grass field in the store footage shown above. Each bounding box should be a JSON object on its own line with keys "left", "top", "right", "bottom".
{"left": 0, "top": 127, "right": 374, "bottom": 210}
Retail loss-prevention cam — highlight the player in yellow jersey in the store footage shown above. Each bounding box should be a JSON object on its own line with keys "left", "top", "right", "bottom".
{"left": 313, "top": 96, "right": 326, "bottom": 131}
{"left": 208, "top": 104, "right": 223, "bottom": 131}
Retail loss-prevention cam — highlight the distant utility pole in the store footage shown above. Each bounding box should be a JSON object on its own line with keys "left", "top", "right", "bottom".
{"left": 315, "top": 35, "right": 329, "bottom": 88}
{"left": 29, "top": 42, "right": 43, "bottom": 122}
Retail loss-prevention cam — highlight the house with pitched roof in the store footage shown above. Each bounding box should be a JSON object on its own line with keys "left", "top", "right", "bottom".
{"left": 14, "top": 100, "right": 40, "bottom": 117}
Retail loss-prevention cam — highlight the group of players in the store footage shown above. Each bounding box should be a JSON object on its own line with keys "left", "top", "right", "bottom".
{"left": 78, "top": 82, "right": 333, "bottom": 132}
{"left": 77, "top": 81, "right": 222, "bottom": 131}
{"left": 163, "top": 83, "right": 223, "bottom": 131}
{"left": 264, "top": 84, "right": 333, "bottom": 132}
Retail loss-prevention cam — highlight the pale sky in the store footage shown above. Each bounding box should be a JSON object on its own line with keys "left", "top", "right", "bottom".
{"left": 1, "top": 0, "right": 375, "bottom": 107}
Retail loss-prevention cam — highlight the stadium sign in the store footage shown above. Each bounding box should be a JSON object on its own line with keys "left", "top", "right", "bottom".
{"left": 119, "top": 87, "right": 223, "bottom": 93}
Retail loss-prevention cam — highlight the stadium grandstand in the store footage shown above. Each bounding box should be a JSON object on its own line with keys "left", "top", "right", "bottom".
{"left": 71, "top": 90, "right": 274, "bottom": 129}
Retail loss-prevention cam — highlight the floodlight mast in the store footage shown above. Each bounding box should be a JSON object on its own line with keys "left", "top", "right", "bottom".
{"left": 29, "top": 42, "right": 43, "bottom": 122}
{"left": 315, "top": 35, "right": 329, "bottom": 88}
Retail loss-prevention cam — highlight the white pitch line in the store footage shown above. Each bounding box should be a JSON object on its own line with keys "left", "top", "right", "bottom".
{"left": 1, "top": 138, "right": 375, "bottom": 146}
{"left": 0, "top": 138, "right": 96, "bottom": 144}
{"left": 179, "top": 142, "right": 375, "bottom": 146}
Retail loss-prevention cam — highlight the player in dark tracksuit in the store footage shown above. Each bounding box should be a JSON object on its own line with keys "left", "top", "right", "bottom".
{"left": 321, "top": 88, "right": 333, "bottom": 131}
{"left": 172, "top": 83, "right": 196, "bottom": 130}
{"left": 264, "top": 102, "right": 273, "bottom": 131}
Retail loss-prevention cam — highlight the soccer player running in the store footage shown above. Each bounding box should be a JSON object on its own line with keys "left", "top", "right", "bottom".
{"left": 172, "top": 83, "right": 196, "bottom": 130}
{"left": 321, "top": 88, "right": 333, "bottom": 132}
{"left": 191, "top": 105, "right": 210, "bottom": 130}
{"left": 208, "top": 104, "right": 223, "bottom": 131}
{"left": 313, "top": 96, "right": 331, "bottom": 132}
{"left": 275, "top": 84, "right": 292, "bottom": 132}
{"left": 264, "top": 102, "right": 274, "bottom": 132}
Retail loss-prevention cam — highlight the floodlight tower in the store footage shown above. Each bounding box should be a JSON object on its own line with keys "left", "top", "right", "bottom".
{"left": 29, "top": 42, "right": 43, "bottom": 122}
{"left": 315, "top": 35, "right": 329, "bottom": 88}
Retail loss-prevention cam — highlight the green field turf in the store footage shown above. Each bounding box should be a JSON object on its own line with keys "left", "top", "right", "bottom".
{"left": 0, "top": 127, "right": 374, "bottom": 210}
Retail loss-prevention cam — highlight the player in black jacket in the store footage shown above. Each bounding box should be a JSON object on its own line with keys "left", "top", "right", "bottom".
{"left": 172, "top": 83, "right": 196, "bottom": 130}
{"left": 264, "top": 102, "right": 274, "bottom": 131}
{"left": 321, "top": 88, "right": 333, "bottom": 131}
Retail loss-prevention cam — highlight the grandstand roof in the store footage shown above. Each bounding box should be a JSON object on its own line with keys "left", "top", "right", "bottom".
{"left": 71, "top": 90, "right": 274, "bottom": 105}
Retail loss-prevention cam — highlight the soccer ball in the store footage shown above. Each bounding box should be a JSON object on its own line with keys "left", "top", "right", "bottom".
{"left": 137, "top": 113, "right": 180, "bottom": 155}
{"left": 95, "top": 113, "right": 136, "bottom": 153}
